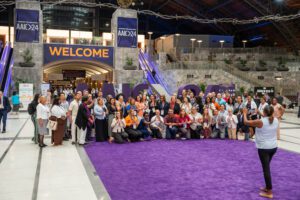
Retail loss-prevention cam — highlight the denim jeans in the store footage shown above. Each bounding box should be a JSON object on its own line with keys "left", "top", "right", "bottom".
{"left": 166, "top": 126, "right": 178, "bottom": 139}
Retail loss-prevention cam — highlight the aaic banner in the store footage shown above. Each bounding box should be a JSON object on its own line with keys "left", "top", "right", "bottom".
{"left": 117, "top": 17, "right": 138, "bottom": 48}
{"left": 15, "top": 9, "right": 39, "bottom": 43}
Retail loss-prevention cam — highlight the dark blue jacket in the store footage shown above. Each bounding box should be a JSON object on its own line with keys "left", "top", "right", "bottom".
{"left": 0, "top": 96, "right": 11, "bottom": 112}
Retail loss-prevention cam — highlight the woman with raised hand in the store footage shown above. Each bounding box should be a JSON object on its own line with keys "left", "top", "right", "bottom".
{"left": 243, "top": 106, "right": 279, "bottom": 199}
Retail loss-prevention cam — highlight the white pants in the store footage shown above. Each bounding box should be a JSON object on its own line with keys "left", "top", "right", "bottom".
{"left": 78, "top": 128, "right": 87, "bottom": 145}
{"left": 71, "top": 117, "right": 79, "bottom": 143}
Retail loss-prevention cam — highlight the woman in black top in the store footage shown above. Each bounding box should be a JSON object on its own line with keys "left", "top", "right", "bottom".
{"left": 148, "top": 94, "right": 158, "bottom": 119}
{"left": 107, "top": 98, "right": 117, "bottom": 141}
{"left": 158, "top": 95, "right": 169, "bottom": 117}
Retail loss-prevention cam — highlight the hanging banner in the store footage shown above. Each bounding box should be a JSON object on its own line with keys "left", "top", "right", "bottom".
{"left": 19, "top": 83, "right": 33, "bottom": 110}
{"left": 15, "top": 9, "right": 39, "bottom": 43}
{"left": 117, "top": 17, "right": 138, "bottom": 48}
{"left": 43, "top": 44, "right": 114, "bottom": 67}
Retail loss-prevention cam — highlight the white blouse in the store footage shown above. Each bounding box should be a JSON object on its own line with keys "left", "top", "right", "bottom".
{"left": 51, "top": 105, "right": 66, "bottom": 118}
{"left": 111, "top": 118, "right": 126, "bottom": 133}
{"left": 36, "top": 103, "right": 50, "bottom": 120}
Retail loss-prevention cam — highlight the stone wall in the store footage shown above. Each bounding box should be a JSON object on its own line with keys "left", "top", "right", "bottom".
{"left": 13, "top": 1, "right": 43, "bottom": 93}
{"left": 159, "top": 69, "right": 252, "bottom": 95}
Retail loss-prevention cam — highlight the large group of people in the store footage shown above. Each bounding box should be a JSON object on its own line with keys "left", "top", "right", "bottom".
{"left": 0, "top": 87, "right": 289, "bottom": 199}
{"left": 24, "top": 88, "right": 285, "bottom": 148}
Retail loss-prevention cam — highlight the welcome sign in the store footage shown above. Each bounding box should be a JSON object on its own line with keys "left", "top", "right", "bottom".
{"left": 44, "top": 44, "right": 114, "bottom": 67}
{"left": 15, "top": 9, "right": 39, "bottom": 43}
{"left": 117, "top": 17, "right": 138, "bottom": 48}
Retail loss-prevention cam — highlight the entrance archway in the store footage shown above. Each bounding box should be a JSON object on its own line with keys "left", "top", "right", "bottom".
{"left": 43, "top": 59, "right": 114, "bottom": 88}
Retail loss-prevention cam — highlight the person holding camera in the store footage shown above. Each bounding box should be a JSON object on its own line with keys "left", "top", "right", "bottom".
{"left": 125, "top": 109, "right": 143, "bottom": 142}
{"left": 242, "top": 106, "right": 278, "bottom": 199}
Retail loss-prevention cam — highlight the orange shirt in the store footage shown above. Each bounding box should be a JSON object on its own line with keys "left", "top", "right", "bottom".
{"left": 214, "top": 102, "right": 220, "bottom": 110}
{"left": 125, "top": 115, "right": 139, "bottom": 127}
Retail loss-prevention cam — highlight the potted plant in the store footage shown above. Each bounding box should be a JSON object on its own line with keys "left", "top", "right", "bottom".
{"left": 19, "top": 49, "right": 35, "bottom": 67}
{"left": 199, "top": 83, "right": 206, "bottom": 92}
{"left": 256, "top": 60, "right": 268, "bottom": 71}
{"left": 123, "top": 57, "right": 137, "bottom": 70}
{"left": 223, "top": 58, "right": 232, "bottom": 65}
{"left": 237, "top": 59, "right": 250, "bottom": 71}
{"left": 277, "top": 57, "right": 289, "bottom": 71}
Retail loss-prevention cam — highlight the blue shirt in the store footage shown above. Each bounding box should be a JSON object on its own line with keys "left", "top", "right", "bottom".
{"left": 94, "top": 104, "right": 107, "bottom": 120}
{"left": 12, "top": 95, "right": 20, "bottom": 105}
{"left": 216, "top": 98, "right": 226, "bottom": 106}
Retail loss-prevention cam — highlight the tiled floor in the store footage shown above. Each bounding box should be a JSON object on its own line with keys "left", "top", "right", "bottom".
{"left": 0, "top": 112, "right": 299, "bottom": 200}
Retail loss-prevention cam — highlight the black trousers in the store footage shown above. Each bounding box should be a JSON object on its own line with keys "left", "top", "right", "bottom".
{"left": 258, "top": 148, "right": 277, "bottom": 190}
{"left": 150, "top": 127, "right": 162, "bottom": 139}
{"left": 112, "top": 131, "right": 128, "bottom": 144}
{"left": 95, "top": 119, "right": 107, "bottom": 142}
{"left": 125, "top": 127, "right": 142, "bottom": 141}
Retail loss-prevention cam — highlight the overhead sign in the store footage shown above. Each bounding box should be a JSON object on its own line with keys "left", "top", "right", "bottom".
{"left": 254, "top": 87, "right": 275, "bottom": 97}
{"left": 19, "top": 83, "right": 33, "bottom": 110}
{"left": 117, "top": 17, "right": 138, "bottom": 48}
{"left": 44, "top": 44, "right": 114, "bottom": 67}
{"left": 15, "top": 9, "right": 39, "bottom": 43}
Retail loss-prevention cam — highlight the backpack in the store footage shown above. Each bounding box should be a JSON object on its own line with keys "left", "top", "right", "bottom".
{"left": 27, "top": 102, "right": 35, "bottom": 115}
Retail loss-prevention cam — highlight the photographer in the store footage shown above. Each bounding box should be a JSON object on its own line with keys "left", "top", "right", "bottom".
{"left": 242, "top": 106, "right": 278, "bottom": 199}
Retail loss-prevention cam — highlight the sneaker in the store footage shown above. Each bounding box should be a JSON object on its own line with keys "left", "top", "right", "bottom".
{"left": 2, "top": 130, "right": 6, "bottom": 133}
{"left": 181, "top": 138, "right": 187, "bottom": 140}
{"left": 71, "top": 142, "right": 76, "bottom": 145}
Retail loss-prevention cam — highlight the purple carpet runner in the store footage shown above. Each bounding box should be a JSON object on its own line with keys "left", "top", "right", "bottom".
{"left": 85, "top": 140, "right": 300, "bottom": 200}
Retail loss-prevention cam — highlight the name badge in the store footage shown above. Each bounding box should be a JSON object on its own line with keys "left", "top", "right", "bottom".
{"left": 161, "top": 110, "right": 164, "bottom": 115}
{"left": 133, "top": 124, "right": 136, "bottom": 129}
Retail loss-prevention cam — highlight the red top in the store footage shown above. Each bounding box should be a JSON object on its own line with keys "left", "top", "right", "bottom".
{"left": 178, "top": 115, "right": 191, "bottom": 128}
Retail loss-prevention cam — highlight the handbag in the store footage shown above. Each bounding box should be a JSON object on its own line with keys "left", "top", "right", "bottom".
{"left": 47, "top": 116, "right": 58, "bottom": 131}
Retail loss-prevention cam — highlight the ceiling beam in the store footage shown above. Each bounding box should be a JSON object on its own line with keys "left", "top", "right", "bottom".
{"left": 171, "top": 0, "right": 229, "bottom": 34}
{"left": 243, "top": 0, "right": 299, "bottom": 52}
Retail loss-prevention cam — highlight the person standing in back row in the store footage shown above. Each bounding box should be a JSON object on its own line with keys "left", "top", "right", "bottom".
{"left": 69, "top": 91, "right": 82, "bottom": 144}
{"left": 0, "top": 91, "right": 11, "bottom": 133}
{"left": 243, "top": 106, "right": 278, "bottom": 199}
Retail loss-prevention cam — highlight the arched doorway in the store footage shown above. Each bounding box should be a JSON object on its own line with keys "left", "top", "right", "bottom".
{"left": 43, "top": 59, "right": 113, "bottom": 89}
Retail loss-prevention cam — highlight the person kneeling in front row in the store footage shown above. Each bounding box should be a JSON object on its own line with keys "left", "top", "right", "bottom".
{"left": 111, "top": 112, "right": 128, "bottom": 144}
{"left": 125, "top": 109, "right": 143, "bottom": 142}
{"left": 164, "top": 109, "right": 179, "bottom": 139}
{"left": 137, "top": 112, "right": 152, "bottom": 141}
{"left": 150, "top": 109, "right": 164, "bottom": 139}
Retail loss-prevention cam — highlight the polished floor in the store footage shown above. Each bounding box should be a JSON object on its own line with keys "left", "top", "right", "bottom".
{"left": 0, "top": 112, "right": 299, "bottom": 200}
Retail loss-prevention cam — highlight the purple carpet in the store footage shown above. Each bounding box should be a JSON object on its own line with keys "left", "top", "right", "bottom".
{"left": 85, "top": 140, "right": 300, "bottom": 200}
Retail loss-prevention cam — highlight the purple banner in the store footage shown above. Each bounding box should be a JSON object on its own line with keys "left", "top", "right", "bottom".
{"left": 44, "top": 44, "right": 114, "bottom": 67}
{"left": 15, "top": 9, "right": 39, "bottom": 43}
{"left": 117, "top": 17, "right": 138, "bottom": 48}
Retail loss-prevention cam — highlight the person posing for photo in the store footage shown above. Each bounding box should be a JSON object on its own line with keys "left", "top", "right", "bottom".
{"left": 226, "top": 108, "right": 238, "bottom": 140}
{"left": 111, "top": 111, "right": 128, "bottom": 144}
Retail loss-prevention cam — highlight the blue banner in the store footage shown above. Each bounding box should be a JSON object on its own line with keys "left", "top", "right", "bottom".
{"left": 117, "top": 17, "right": 138, "bottom": 48}
{"left": 15, "top": 9, "right": 39, "bottom": 43}
{"left": 43, "top": 44, "right": 114, "bottom": 67}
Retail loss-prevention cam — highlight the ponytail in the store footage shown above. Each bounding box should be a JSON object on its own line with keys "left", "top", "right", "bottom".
{"left": 263, "top": 105, "right": 274, "bottom": 124}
